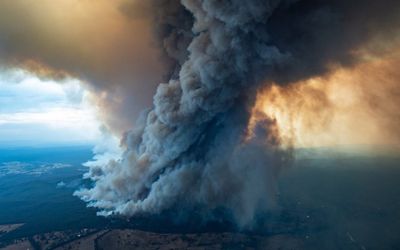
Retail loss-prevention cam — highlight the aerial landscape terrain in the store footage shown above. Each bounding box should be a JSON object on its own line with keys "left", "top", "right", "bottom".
{"left": 1, "top": 147, "right": 399, "bottom": 249}
{"left": 0, "top": 0, "right": 400, "bottom": 249}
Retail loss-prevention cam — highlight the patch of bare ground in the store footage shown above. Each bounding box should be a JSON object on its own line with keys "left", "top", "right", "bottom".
{"left": 96, "top": 229, "right": 304, "bottom": 250}
{"left": 31, "top": 228, "right": 97, "bottom": 250}
{"left": 0, "top": 238, "right": 32, "bottom": 250}
{"left": 53, "top": 230, "right": 108, "bottom": 250}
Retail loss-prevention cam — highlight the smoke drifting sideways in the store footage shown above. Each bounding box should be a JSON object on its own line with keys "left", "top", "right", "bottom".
{"left": 76, "top": 0, "right": 400, "bottom": 228}
{"left": 0, "top": 0, "right": 399, "bottom": 227}
{"left": 0, "top": 0, "right": 168, "bottom": 134}
{"left": 253, "top": 50, "right": 400, "bottom": 149}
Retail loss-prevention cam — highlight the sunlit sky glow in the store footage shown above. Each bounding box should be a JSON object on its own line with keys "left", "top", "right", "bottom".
{"left": 0, "top": 69, "right": 101, "bottom": 146}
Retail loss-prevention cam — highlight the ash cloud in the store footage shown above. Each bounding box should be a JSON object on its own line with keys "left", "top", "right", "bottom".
{"left": 76, "top": 0, "right": 400, "bottom": 227}
{"left": 0, "top": 0, "right": 399, "bottom": 227}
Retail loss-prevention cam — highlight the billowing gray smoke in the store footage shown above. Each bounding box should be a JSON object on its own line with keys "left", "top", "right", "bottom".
{"left": 75, "top": 0, "right": 400, "bottom": 227}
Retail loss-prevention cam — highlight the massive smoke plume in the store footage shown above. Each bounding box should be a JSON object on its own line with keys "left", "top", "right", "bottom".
{"left": 0, "top": 0, "right": 399, "bottom": 227}
{"left": 75, "top": 0, "right": 400, "bottom": 227}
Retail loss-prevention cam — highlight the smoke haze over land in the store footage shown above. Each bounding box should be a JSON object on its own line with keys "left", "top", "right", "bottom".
{"left": 0, "top": 0, "right": 399, "bottom": 227}
{"left": 253, "top": 50, "right": 400, "bottom": 148}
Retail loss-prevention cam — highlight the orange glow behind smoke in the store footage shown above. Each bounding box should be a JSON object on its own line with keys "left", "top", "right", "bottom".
{"left": 252, "top": 51, "right": 400, "bottom": 148}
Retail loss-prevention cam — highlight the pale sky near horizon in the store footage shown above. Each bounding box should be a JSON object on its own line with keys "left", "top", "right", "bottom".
{"left": 0, "top": 69, "right": 101, "bottom": 146}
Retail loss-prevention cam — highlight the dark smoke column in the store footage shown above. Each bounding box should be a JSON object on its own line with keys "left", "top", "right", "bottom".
{"left": 77, "top": 0, "right": 288, "bottom": 227}
{"left": 76, "top": 0, "right": 400, "bottom": 227}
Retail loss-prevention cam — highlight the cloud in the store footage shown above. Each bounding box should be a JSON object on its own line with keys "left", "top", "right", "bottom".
{"left": 0, "top": 70, "right": 100, "bottom": 145}
{"left": 0, "top": 0, "right": 399, "bottom": 228}
{"left": 253, "top": 50, "right": 400, "bottom": 148}
{"left": 0, "top": 0, "right": 168, "bottom": 133}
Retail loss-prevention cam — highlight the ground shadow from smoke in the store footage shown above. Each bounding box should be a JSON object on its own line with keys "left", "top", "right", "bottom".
{"left": 106, "top": 209, "right": 237, "bottom": 234}
{"left": 105, "top": 204, "right": 318, "bottom": 238}
{"left": 102, "top": 152, "right": 400, "bottom": 249}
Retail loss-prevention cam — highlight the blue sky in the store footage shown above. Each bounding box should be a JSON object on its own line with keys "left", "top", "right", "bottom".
{"left": 0, "top": 69, "right": 101, "bottom": 146}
